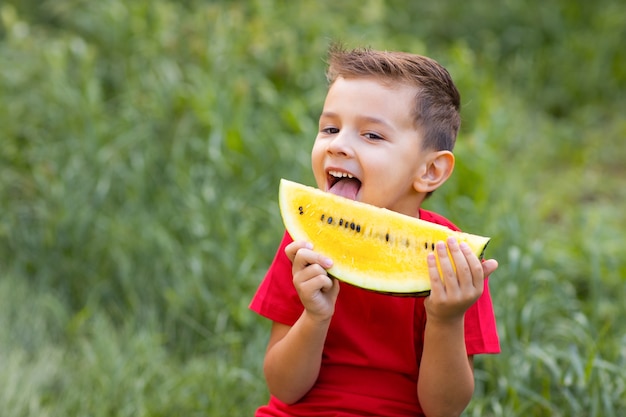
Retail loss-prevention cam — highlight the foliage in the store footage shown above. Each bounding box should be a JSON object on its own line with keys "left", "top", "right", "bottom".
{"left": 1, "top": 0, "right": 625, "bottom": 415}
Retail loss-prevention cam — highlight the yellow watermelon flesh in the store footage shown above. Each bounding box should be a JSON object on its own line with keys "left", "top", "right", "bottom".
{"left": 279, "top": 179, "right": 490, "bottom": 295}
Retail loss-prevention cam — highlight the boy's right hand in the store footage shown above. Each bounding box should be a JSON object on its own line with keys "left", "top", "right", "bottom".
{"left": 285, "top": 241, "right": 340, "bottom": 322}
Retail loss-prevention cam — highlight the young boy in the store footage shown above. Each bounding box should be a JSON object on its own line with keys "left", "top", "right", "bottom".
{"left": 250, "top": 46, "right": 500, "bottom": 417}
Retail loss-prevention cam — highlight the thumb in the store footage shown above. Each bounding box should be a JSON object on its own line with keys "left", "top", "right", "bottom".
{"left": 482, "top": 259, "right": 499, "bottom": 277}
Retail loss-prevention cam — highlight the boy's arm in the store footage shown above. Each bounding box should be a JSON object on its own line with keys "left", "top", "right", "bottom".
{"left": 262, "top": 241, "right": 340, "bottom": 404}
{"left": 418, "top": 238, "right": 498, "bottom": 417}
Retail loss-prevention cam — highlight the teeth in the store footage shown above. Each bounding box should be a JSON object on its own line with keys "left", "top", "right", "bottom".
{"left": 329, "top": 170, "right": 354, "bottom": 179}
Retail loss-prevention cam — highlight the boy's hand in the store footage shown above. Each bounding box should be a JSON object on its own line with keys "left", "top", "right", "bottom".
{"left": 425, "top": 237, "right": 498, "bottom": 322}
{"left": 285, "top": 241, "right": 340, "bottom": 322}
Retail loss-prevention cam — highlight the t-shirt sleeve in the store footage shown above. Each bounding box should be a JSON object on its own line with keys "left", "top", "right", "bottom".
{"left": 249, "top": 231, "right": 304, "bottom": 326}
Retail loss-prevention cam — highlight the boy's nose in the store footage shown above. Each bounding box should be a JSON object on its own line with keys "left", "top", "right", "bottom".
{"left": 327, "top": 131, "right": 354, "bottom": 157}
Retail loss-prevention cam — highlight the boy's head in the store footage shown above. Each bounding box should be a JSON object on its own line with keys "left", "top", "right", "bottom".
{"left": 325, "top": 46, "right": 461, "bottom": 152}
{"left": 312, "top": 46, "right": 460, "bottom": 214}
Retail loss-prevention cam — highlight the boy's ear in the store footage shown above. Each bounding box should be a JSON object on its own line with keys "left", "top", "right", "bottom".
{"left": 413, "top": 150, "right": 455, "bottom": 193}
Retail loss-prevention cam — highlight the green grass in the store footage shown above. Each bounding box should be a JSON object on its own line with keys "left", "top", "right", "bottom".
{"left": 1, "top": 0, "right": 625, "bottom": 415}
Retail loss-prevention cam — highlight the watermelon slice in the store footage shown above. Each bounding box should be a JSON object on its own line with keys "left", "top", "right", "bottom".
{"left": 279, "top": 179, "right": 490, "bottom": 295}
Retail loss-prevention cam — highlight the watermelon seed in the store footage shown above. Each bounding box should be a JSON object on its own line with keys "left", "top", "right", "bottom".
{"left": 386, "top": 233, "right": 390, "bottom": 242}
{"left": 298, "top": 206, "right": 304, "bottom": 215}
{"left": 424, "top": 242, "right": 428, "bottom": 250}
{"left": 350, "top": 222, "right": 355, "bottom": 230}
{"left": 327, "top": 217, "right": 333, "bottom": 224}
{"left": 356, "top": 225, "right": 361, "bottom": 233}
{"left": 431, "top": 243, "right": 435, "bottom": 251}
{"left": 321, "top": 214, "right": 325, "bottom": 222}
{"left": 339, "top": 219, "right": 344, "bottom": 226}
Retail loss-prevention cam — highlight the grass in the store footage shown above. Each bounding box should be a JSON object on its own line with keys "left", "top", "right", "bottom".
{"left": 1, "top": 0, "right": 625, "bottom": 415}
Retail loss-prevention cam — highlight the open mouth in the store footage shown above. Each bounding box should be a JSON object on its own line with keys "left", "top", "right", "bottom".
{"left": 327, "top": 170, "right": 361, "bottom": 200}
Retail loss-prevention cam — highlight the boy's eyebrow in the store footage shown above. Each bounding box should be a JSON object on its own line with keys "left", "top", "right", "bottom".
{"left": 320, "top": 112, "right": 394, "bottom": 129}
{"left": 319, "top": 111, "right": 339, "bottom": 120}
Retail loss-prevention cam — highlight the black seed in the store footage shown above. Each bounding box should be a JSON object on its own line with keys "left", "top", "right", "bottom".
{"left": 356, "top": 225, "right": 361, "bottom": 233}
{"left": 431, "top": 243, "right": 435, "bottom": 251}
{"left": 424, "top": 242, "right": 428, "bottom": 250}
{"left": 321, "top": 214, "right": 325, "bottom": 222}
{"left": 327, "top": 216, "right": 333, "bottom": 224}
{"left": 386, "top": 233, "right": 390, "bottom": 242}
{"left": 350, "top": 222, "right": 355, "bottom": 230}
{"left": 298, "top": 206, "right": 304, "bottom": 215}
{"left": 339, "top": 219, "right": 343, "bottom": 226}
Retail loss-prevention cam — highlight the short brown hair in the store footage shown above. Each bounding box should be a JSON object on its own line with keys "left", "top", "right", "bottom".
{"left": 326, "top": 46, "right": 461, "bottom": 151}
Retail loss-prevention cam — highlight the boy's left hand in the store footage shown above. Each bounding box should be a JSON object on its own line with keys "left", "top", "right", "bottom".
{"left": 424, "top": 237, "right": 498, "bottom": 322}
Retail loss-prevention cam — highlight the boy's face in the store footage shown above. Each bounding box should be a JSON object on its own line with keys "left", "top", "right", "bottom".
{"left": 311, "top": 76, "right": 432, "bottom": 217}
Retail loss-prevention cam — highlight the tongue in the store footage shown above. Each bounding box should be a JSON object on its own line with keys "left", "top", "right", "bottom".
{"left": 329, "top": 178, "right": 360, "bottom": 200}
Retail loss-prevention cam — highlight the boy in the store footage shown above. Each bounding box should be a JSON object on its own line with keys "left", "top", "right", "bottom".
{"left": 250, "top": 46, "right": 500, "bottom": 417}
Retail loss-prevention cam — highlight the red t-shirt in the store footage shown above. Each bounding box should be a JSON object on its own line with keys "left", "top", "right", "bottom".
{"left": 250, "top": 208, "right": 500, "bottom": 416}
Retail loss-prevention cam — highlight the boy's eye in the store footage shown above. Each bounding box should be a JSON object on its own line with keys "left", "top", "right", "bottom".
{"left": 364, "top": 132, "right": 384, "bottom": 140}
{"left": 322, "top": 127, "right": 339, "bottom": 134}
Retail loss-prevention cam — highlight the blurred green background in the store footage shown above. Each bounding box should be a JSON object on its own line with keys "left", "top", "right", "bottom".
{"left": 1, "top": 0, "right": 625, "bottom": 415}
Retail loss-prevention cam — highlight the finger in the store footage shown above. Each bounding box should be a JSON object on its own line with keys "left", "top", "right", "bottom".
{"left": 434, "top": 240, "right": 457, "bottom": 291}
{"left": 457, "top": 240, "right": 486, "bottom": 288}
{"left": 298, "top": 268, "right": 332, "bottom": 291}
{"left": 427, "top": 252, "right": 445, "bottom": 294}
{"left": 331, "top": 278, "right": 341, "bottom": 297}
{"left": 285, "top": 240, "right": 313, "bottom": 262}
{"left": 292, "top": 247, "right": 333, "bottom": 272}
{"left": 321, "top": 276, "right": 340, "bottom": 296}
{"left": 447, "top": 238, "right": 474, "bottom": 288}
